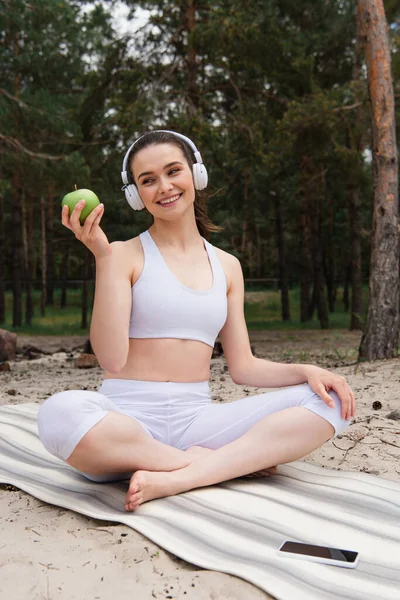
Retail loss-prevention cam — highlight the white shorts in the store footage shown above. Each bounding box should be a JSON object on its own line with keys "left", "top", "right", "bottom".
{"left": 37, "top": 379, "right": 350, "bottom": 481}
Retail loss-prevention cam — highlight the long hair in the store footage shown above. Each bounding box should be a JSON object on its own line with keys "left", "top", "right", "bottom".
{"left": 127, "top": 131, "right": 223, "bottom": 240}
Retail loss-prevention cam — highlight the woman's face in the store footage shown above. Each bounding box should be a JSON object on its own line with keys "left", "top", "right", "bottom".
{"left": 130, "top": 143, "right": 195, "bottom": 216}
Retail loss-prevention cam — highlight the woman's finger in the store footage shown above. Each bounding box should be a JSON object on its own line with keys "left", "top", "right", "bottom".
{"left": 61, "top": 205, "right": 73, "bottom": 230}
{"left": 82, "top": 203, "right": 103, "bottom": 227}
{"left": 89, "top": 204, "right": 104, "bottom": 227}
{"left": 81, "top": 205, "right": 104, "bottom": 237}
{"left": 350, "top": 389, "right": 356, "bottom": 418}
{"left": 69, "top": 200, "right": 85, "bottom": 228}
{"left": 345, "top": 385, "right": 356, "bottom": 420}
{"left": 93, "top": 205, "right": 104, "bottom": 226}
{"left": 315, "top": 384, "right": 336, "bottom": 408}
{"left": 331, "top": 379, "right": 352, "bottom": 419}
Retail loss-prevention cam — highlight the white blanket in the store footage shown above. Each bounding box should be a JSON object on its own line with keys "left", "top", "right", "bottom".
{"left": 0, "top": 403, "right": 399, "bottom": 600}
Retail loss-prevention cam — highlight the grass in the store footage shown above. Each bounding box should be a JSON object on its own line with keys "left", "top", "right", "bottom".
{"left": 2, "top": 285, "right": 368, "bottom": 335}
{"left": 244, "top": 286, "right": 368, "bottom": 331}
{"left": 2, "top": 287, "right": 93, "bottom": 336}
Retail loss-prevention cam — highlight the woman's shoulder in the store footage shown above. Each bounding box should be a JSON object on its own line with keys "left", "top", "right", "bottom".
{"left": 112, "top": 235, "right": 144, "bottom": 287}
{"left": 211, "top": 241, "right": 240, "bottom": 267}
{"left": 111, "top": 234, "right": 143, "bottom": 256}
{"left": 212, "top": 245, "right": 242, "bottom": 291}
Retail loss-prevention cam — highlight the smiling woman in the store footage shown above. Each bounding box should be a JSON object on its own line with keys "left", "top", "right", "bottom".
{"left": 120, "top": 130, "right": 220, "bottom": 239}
{"left": 37, "top": 129, "right": 356, "bottom": 512}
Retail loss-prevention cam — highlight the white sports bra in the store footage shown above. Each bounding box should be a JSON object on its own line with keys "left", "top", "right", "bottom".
{"left": 128, "top": 230, "right": 228, "bottom": 348}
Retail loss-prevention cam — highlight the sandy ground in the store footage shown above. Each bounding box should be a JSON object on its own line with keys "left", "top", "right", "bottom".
{"left": 1, "top": 330, "right": 400, "bottom": 600}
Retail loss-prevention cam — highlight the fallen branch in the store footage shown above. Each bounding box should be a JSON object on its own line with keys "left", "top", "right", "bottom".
{"left": 378, "top": 437, "right": 400, "bottom": 449}
{"left": 332, "top": 434, "right": 366, "bottom": 465}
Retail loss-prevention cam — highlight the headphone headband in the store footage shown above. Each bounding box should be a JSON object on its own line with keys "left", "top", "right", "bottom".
{"left": 121, "top": 130, "right": 204, "bottom": 183}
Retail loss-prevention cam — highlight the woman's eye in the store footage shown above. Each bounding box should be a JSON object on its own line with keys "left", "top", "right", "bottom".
{"left": 169, "top": 168, "right": 180, "bottom": 176}
{"left": 142, "top": 178, "right": 153, "bottom": 185}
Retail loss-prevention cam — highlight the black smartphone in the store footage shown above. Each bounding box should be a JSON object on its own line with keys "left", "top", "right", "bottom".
{"left": 277, "top": 541, "right": 359, "bottom": 569}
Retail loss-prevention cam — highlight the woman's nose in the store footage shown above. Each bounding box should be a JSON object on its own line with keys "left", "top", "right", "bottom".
{"left": 158, "top": 176, "right": 173, "bottom": 193}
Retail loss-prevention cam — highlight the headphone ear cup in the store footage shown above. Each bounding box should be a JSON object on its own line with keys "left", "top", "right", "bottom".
{"left": 192, "top": 163, "right": 208, "bottom": 190}
{"left": 125, "top": 184, "right": 145, "bottom": 210}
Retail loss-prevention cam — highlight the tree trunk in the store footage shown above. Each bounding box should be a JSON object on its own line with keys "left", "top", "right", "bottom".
{"left": 349, "top": 186, "right": 363, "bottom": 329}
{"left": 241, "top": 170, "right": 249, "bottom": 253}
{"left": 324, "top": 194, "right": 336, "bottom": 313}
{"left": 299, "top": 157, "right": 315, "bottom": 322}
{"left": 312, "top": 171, "right": 329, "bottom": 329}
{"left": 248, "top": 239, "right": 257, "bottom": 278}
{"left": 26, "top": 191, "right": 34, "bottom": 322}
{"left": 11, "top": 34, "right": 22, "bottom": 327}
{"left": 186, "top": 0, "right": 198, "bottom": 113}
{"left": 0, "top": 174, "right": 5, "bottom": 324}
{"left": 343, "top": 263, "right": 351, "bottom": 313}
{"left": 28, "top": 192, "right": 36, "bottom": 287}
{"left": 40, "top": 194, "right": 47, "bottom": 317}
{"left": 46, "top": 184, "right": 55, "bottom": 306}
{"left": 21, "top": 188, "right": 33, "bottom": 325}
{"left": 11, "top": 172, "right": 23, "bottom": 327}
{"left": 358, "top": 0, "right": 399, "bottom": 360}
{"left": 241, "top": 169, "right": 249, "bottom": 273}
{"left": 274, "top": 192, "right": 290, "bottom": 321}
{"left": 256, "top": 223, "right": 263, "bottom": 278}
{"left": 299, "top": 209, "right": 313, "bottom": 322}
{"left": 60, "top": 241, "right": 70, "bottom": 309}
{"left": 81, "top": 251, "right": 89, "bottom": 330}
{"left": 348, "top": 6, "right": 364, "bottom": 331}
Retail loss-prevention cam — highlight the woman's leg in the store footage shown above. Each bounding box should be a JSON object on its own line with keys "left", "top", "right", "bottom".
{"left": 67, "top": 410, "right": 196, "bottom": 475}
{"left": 125, "top": 384, "right": 349, "bottom": 510}
{"left": 176, "top": 383, "right": 349, "bottom": 451}
{"left": 38, "top": 389, "right": 196, "bottom": 479}
{"left": 126, "top": 407, "right": 334, "bottom": 510}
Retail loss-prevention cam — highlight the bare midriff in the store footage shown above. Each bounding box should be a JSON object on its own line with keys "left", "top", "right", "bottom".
{"left": 103, "top": 337, "right": 213, "bottom": 383}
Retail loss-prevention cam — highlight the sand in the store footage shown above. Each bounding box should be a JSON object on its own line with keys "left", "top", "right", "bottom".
{"left": 1, "top": 331, "right": 399, "bottom": 599}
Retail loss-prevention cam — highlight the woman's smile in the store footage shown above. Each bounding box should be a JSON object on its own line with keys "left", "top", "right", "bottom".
{"left": 157, "top": 193, "right": 182, "bottom": 207}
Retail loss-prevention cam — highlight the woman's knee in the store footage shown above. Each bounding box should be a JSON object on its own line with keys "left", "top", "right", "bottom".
{"left": 328, "top": 390, "right": 352, "bottom": 436}
{"left": 37, "top": 390, "right": 112, "bottom": 461}
{"left": 305, "top": 388, "right": 351, "bottom": 437}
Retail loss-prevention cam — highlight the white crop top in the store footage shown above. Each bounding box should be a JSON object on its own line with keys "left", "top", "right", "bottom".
{"left": 128, "top": 230, "right": 228, "bottom": 348}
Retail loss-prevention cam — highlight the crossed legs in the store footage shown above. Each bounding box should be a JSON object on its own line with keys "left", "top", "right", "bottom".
{"left": 38, "top": 385, "right": 340, "bottom": 511}
{"left": 63, "top": 404, "right": 334, "bottom": 511}
{"left": 124, "top": 407, "right": 334, "bottom": 510}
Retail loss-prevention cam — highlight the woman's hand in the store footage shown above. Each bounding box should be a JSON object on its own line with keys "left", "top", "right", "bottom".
{"left": 61, "top": 199, "right": 112, "bottom": 260}
{"left": 304, "top": 365, "right": 356, "bottom": 421}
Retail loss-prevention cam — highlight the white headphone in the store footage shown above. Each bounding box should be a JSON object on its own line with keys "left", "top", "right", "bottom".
{"left": 120, "top": 130, "right": 208, "bottom": 210}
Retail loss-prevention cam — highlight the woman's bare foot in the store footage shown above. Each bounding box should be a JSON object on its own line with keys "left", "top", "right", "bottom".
{"left": 124, "top": 463, "right": 279, "bottom": 511}
{"left": 125, "top": 470, "right": 180, "bottom": 511}
{"left": 124, "top": 447, "right": 279, "bottom": 511}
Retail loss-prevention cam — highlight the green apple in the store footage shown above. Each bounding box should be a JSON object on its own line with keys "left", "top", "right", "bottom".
{"left": 61, "top": 188, "right": 100, "bottom": 224}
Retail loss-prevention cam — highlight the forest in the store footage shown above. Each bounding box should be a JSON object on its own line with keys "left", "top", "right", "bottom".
{"left": 1, "top": 0, "right": 400, "bottom": 347}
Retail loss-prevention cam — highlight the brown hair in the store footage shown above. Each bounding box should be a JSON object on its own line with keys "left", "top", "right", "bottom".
{"left": 127, "top": 130, "right": 223, "bottom": 240}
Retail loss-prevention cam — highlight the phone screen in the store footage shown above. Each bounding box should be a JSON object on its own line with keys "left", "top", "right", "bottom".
{"left": 279, "top": 541, "right": 358, "bottom": 563}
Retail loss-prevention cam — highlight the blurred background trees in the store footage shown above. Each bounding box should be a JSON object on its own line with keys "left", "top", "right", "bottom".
{"left": 1, "top": 0, "right": 399, "bottom": 356}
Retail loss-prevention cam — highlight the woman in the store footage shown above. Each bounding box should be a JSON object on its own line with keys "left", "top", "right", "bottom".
{"left": 38, "top": 130, "right": 356, "bottom": 512}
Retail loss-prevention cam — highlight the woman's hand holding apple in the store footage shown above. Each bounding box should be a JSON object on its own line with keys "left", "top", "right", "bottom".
{"left": 61, "top": 199, "right": 112, "bottom": 260}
